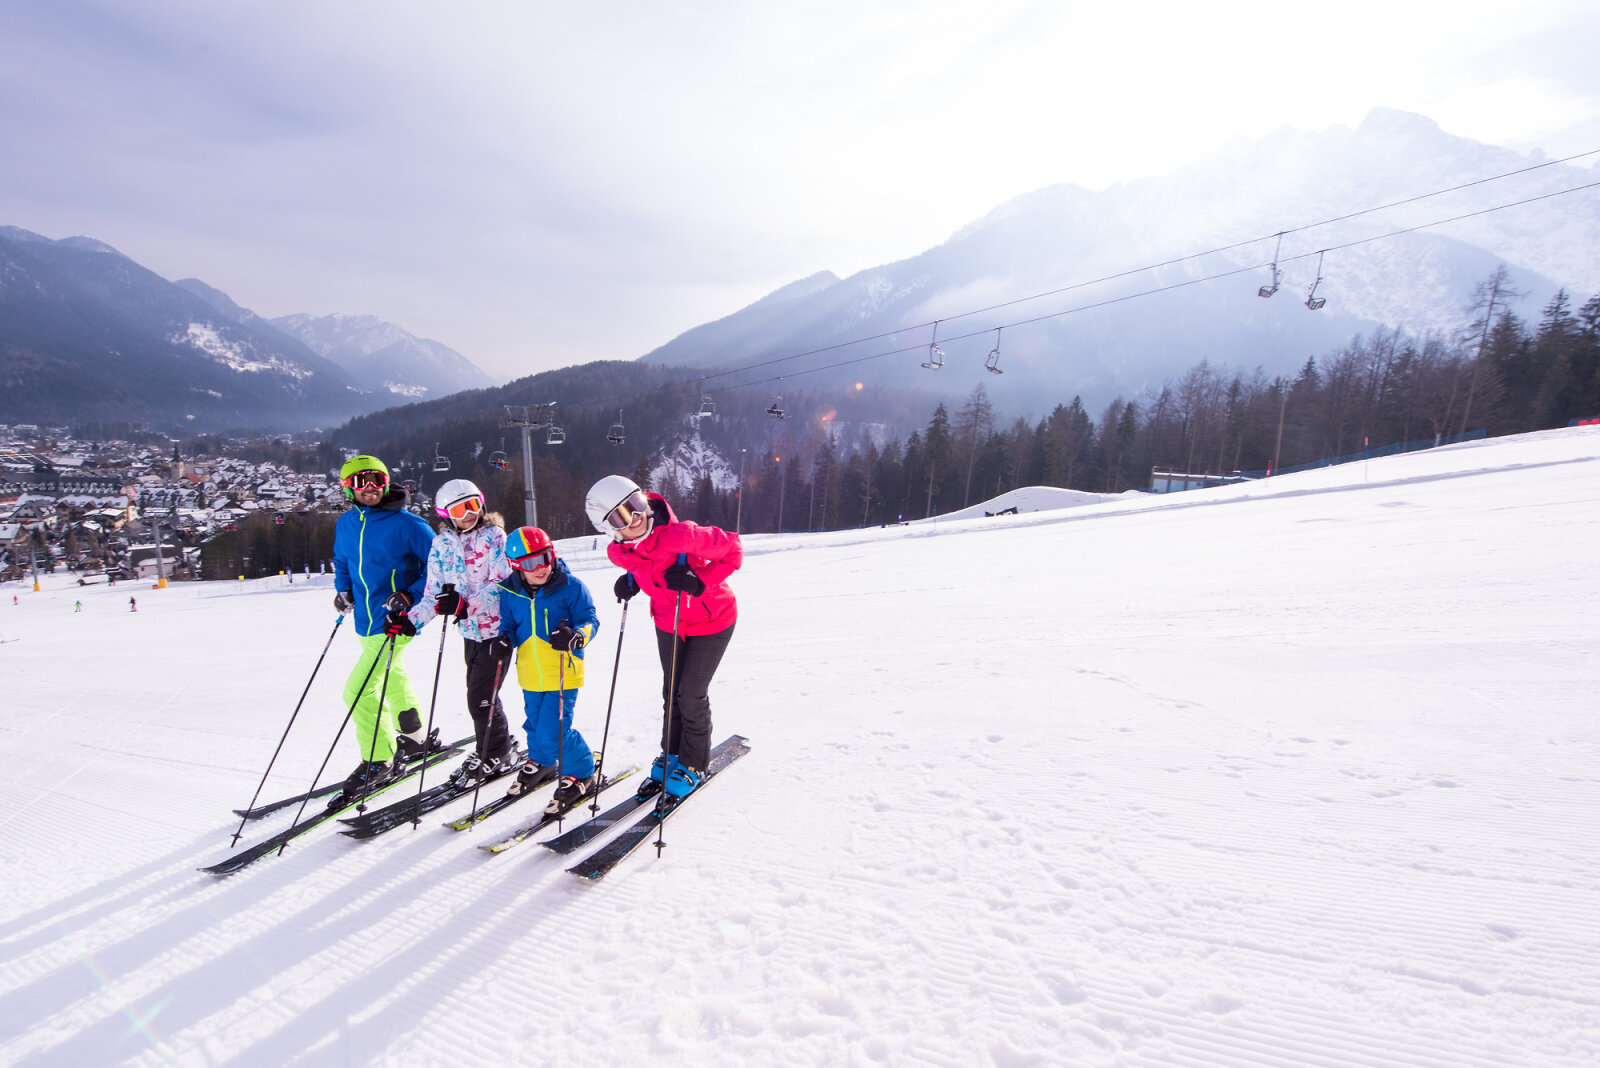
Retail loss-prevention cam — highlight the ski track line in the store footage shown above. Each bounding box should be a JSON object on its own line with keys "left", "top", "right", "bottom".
{"left": 13, "top": 826, "right": 559, "bottom": 1067}
{"left": 0, "top": 673, "right": 198, "bottom": 832}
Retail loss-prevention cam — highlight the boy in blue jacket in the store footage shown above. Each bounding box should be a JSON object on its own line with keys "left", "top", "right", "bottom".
{"left": 329, "top": 454, "right": 438, "bottom": 807}
{"left": 497, "top": 527, "right": 600, "bottom": 808}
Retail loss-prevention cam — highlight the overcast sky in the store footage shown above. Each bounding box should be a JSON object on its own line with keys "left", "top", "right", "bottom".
{"left": 3, "top": 0, "right": 1597, "bottom": 383}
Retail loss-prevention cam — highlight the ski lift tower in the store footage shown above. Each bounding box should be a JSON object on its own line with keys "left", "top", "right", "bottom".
{"left": 502, "top": 403, "right": 556, "bottom": 528}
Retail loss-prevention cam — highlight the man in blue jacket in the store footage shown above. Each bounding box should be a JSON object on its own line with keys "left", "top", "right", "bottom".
{"left": 329, "top": 454, "right": 438, "bottom": 806}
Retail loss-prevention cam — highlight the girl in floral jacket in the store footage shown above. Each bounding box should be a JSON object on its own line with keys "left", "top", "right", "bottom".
{"left": 406, "top": 479, "right": 517, "bottom": 784}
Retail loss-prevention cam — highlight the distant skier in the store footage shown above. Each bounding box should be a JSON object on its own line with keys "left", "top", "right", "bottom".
{"left": 329, "top": 454, "right": 437, "bottom": 807}
{"left": 129, "top": 596, "right": 136, "bottom": 612}
{"left": 586, "top": 475, "right": 742, "bottom": 799}
{"left": 401, "top": 479, "right": 518, "bottom": 787}
{"left": 495, "top": 526, "right": 600, "bottom": 807}
{"left": 74, "top": 600, "right": 82, "bottom": 612}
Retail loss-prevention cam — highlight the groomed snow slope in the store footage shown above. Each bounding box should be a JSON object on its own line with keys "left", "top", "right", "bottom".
{"left": 1, "top": 427, "right": 1597, "bottom": 1067}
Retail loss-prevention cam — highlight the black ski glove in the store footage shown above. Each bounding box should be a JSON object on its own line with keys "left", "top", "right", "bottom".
{"left": 333, "top": 590, "right": 354, "bottom": 613}
{"left": 613, "top": 573, "right": 638, "bottom": 602}
{"left": 384, "top": 608, "right": 417, "bottom": 637}
{"left": 548, "top": 624, "right": 584, "bottom": 652}
{"left": 489, "top": 635, "right": 513, "bottom": 660}
{"left": 662, "top": 561, "right": 705, "bottom": 597}
{"left": 384, "top": 590, "right": 413, "bottom": 613}
{"left": 435, "top": 588, "right": 467, "bottom": 618}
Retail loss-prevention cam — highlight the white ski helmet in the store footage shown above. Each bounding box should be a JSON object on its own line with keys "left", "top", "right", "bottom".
{"left": 585, "top": 474, "right": 650, "bottom": 538}
{"left": 434, "top": 478, "right": 484, "bottom": 519}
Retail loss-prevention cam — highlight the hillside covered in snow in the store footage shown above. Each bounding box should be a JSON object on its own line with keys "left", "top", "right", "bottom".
{"left": 2, "top": 426, "right": 1597, "bottom": 1066}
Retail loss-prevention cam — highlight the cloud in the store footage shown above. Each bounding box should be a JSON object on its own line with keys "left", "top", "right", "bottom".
{"left": 2, "top": 0, "right": 1595, "bottom": 383}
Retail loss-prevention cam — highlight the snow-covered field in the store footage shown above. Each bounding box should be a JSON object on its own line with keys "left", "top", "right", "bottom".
{"left": 2, "top": 427, "right": 1598, "bottom": 1067}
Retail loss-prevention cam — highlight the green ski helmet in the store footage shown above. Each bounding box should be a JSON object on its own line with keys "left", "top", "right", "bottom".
{"left": 339, "top": 454, "right": 390, "bottom": 501}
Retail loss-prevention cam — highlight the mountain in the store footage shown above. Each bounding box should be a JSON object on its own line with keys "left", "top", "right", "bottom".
{"left": 641, "top": 109, "right": 1596, "bottom": 416}
{"left": 0, "top": 227, "right": 368, "bottom": 431}
{"left": 268, "top": 312, "right": 492, "bottom": 401}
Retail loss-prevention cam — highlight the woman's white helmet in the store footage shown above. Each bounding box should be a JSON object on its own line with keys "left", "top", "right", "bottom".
{"left": 585, "top": 474, "right": 650, "bottom": 538}
{"left": 434, "top": 478, "right": 484, "bottom": 517}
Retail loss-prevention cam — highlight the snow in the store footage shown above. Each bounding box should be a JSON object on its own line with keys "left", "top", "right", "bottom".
{"left": 176, "top": 324, "right": 310, "bottom": 379}
{"left": 2, "top": 427, "right": 1598, "bottom": 1067}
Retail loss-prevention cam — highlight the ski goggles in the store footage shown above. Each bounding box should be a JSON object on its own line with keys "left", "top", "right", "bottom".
{"left": 438, "top": 495, "right": 483, "bottom": 521}
{"left": 341, "top": 469, "right": 389, "bottom": 491}
{"left": 603, "top": 490, "right": 651, "bottom": 531}
{"left": 511, "top": 548, "right": 555, "bottom": 572}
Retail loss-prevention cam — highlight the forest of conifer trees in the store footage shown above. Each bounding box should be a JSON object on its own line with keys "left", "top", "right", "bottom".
{"left": 204, "top": 272, "right": 1599, "bottom": 565}
{"left": 675, "top": 275, "right": 1600, "bottom": 532}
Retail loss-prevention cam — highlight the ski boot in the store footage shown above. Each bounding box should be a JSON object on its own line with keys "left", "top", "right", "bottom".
{"left": 505, "top": 760, "right": 557, "bottom": 797}
{"left": 550, "top": 772, "right": 597, "bottom": 808}
{"left": 663, "top": 763, "right": 704, "bottom": 799}
{"left": 394, "top": 726, "right": 442, "bottom": 762}
{"left": 327, "top": 759, "right": 396, "bottom": 809}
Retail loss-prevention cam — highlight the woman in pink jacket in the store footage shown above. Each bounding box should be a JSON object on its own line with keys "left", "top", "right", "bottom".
{"left": 585, "top": 475, "right": 742, "bottom": 798}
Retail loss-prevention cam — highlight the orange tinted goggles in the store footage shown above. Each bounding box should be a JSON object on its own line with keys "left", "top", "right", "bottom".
{"left": 440, "top": 496, "right": 483, "bottom": 521}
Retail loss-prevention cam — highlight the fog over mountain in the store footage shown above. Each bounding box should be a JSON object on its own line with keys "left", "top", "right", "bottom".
{"left": 268, "top": 312, "right": 492, "bottom": 402}
{"left": 643, "top": 109, "right": 1596, "bottom": 417}
{"left": 0, "top": 227, "right": 364, "bottom": 431}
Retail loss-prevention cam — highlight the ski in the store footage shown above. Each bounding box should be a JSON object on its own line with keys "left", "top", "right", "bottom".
{"left": 565, "top": 736, "right": 750, "bottom": 881}
{"left": 543, "top": 734, "right": 749, "bottom": 855}
{"left": 538, "top": 781, "right": 662, "bottom": 855}
{"left": 231, "top": 735, "right": 472, "bottom": 820}
{"left": 232, "top": 782, "right": 342, "bottom": 820}
{"left": 442, "top": 750, "right": 602, "bottom": 832}
{"left": 337, "top": 748, "right": 525, "bottom": 840}
{"left": 477, "top": 766, "right": 640, "bottom": 855}
{"left": 199, "top": 744, "right": 464, "bottom": 876}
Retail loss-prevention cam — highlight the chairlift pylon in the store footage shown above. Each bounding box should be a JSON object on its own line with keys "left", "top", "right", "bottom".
{"left": 607, "top": 410, "right": 626, "bottom": 445}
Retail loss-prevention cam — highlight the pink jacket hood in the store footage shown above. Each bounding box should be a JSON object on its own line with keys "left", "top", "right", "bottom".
{"left": 606, "top": 493, "right": 742, "bottom": 636}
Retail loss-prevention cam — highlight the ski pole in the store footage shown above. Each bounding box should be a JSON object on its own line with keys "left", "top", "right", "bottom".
{"left": 277, "top": 635, "right": 391, "bottom": 855}
{"left": 466, "top": 648, "right": 510, "bottom": 827}
{"left": 655, "top": 564, "right": 687, "bottom": 857}
{"left": 356, "top": 634, "right": 400, "bottom": 813}
{"left": 589, "top": 597, "right": 629, "bottom": 816}
{"left": 552, "top": 630, "right": 568, "bottom": 826}
{"left": 229, "top": 612, "right": 345, "bottom": 846}
{"left": 410, "top": 583, "right": 456, "bottom": 827}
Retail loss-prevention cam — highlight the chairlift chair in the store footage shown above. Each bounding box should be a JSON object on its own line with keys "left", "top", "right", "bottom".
{"left": 1305, "top": 250, "right": 1328, "bottom": 310}
{"left": 607, "top": 410, "right": 626, "bottom": 445}
{"left": 546, "top": 426, "right": 566, "bottom": 446}
{"left": 489, "top": 439, "right": 510, "bottom": 470}
{"left": 1258, "top": 232, "right": 1284, "bottom": 298}
{"left": 432, "top": 443, "right": 450, "bottom": 472}
{"left": 921, "top": 320, "right": 945, "bottom": 370}
{"left": 767, "top": 394, "right": 786, "bottom": 419}
{"left": 984, "top": 328, "right": 1004, "bottom": 374}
